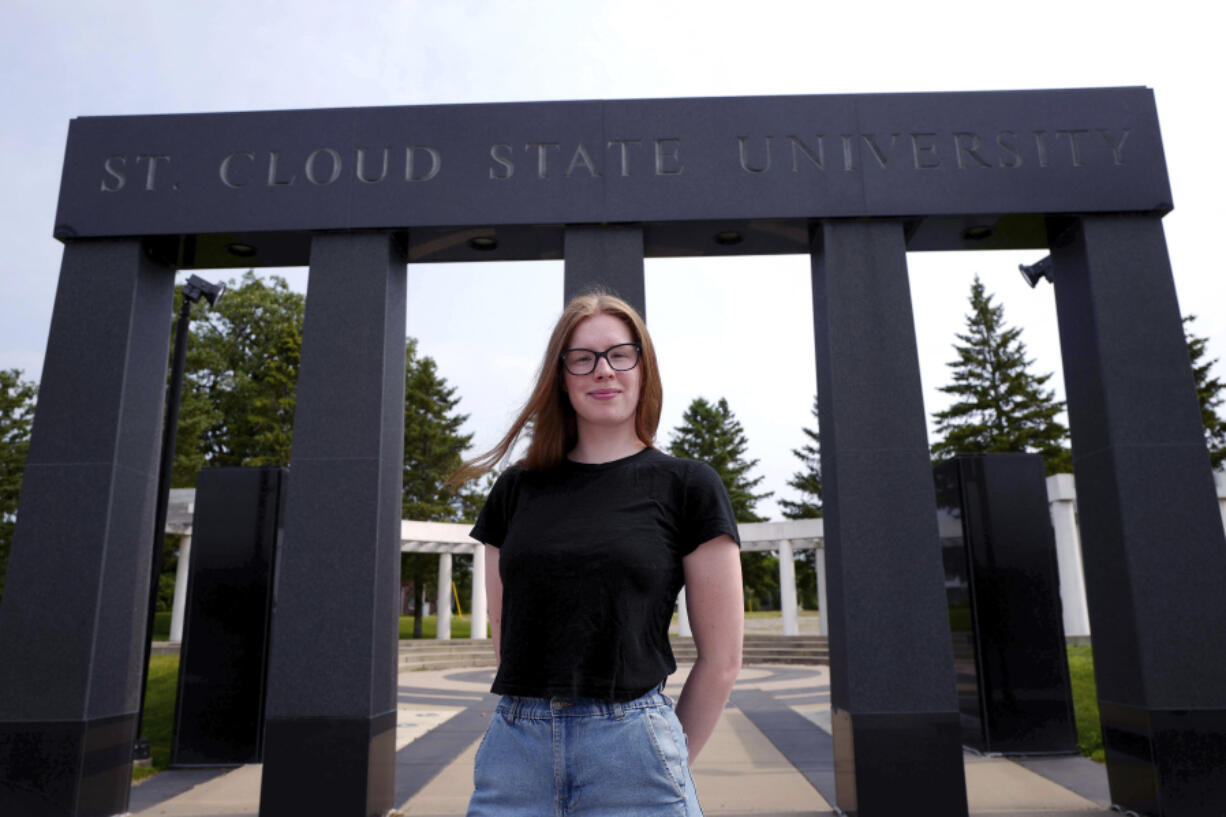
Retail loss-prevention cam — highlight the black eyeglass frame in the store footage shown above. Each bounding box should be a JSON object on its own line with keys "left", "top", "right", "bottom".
{"left": 559, "top": 342, "right": 643, "bottom": 376}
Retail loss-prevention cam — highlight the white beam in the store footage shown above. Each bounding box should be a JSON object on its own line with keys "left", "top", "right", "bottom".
{"left": 436, "top": 553, "right": 452, "bottom": 641}
{"left": 169, "top": 533, "right": 192, "bottom": 643}
{"left": 778, "top": 539, "right": 798, "bottom": 636}
{"left": 471, "top": 546, "right": 487, "bottom": 640}
{"left": 1047, "top": 474, "right": 1091, "bottom": 638}
{"left": 677, "top": 587, "right": 692, "bottom": 638}
{"left": 816, "top": 543, "right": 828, "bottom": 637}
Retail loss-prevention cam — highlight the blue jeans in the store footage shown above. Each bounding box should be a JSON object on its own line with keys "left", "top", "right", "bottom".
{"left": 466, "top": 688, "right": 704, "bottom": 817}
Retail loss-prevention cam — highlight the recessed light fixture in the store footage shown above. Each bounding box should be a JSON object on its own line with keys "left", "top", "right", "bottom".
{"left": 469, "top": 236, "right": 498, "bottom": 251}
{"left": 961, "top": 225, "right": 993, "bottom": 241}
{"left": 714, "top": 231, "right": 743, "bottom": 246}
{"left": 226, "top": 242, "right": 257, "bottom": 258}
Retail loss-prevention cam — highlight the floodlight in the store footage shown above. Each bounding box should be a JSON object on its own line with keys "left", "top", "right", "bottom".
{"left": 1019, "top": 256, "right": 1054, "bottom": 288}
{"left": 182, "top": 274, "right": 226, "bottom": 306}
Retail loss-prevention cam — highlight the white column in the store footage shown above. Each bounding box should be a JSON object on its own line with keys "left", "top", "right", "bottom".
{"left": 1216, "top": 469, "right": 1226, "bottom": 535}
{"left": 169, "top": 532, "right": 192, "bottom": 643}
{"left": 1047, "top": 473, "right": 1091, "bottom": 638}
{"left": 778, "top": 539, "right": 799, "bottom": 635}
{"left": 471, "top": 546, "right": 487, "bottom": 640}
{"left": 436, "top": 553, "right": 452, "bottom": 641}
{"left": 677, "top": 587, "right": 692, "bottom": 637}
{"left": 816, "top": 543, "right": 828, "bottom": 637}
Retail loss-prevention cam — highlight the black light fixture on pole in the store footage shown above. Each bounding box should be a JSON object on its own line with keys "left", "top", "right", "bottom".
{"left": 133, "top": 274, "right": 225, "bottom": 763}
{"left": 1019, "top": 255, "right": 1055, "bottom": 288}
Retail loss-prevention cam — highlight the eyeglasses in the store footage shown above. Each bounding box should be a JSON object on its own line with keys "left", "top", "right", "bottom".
{"left": 560, "top": 342, "right": 642, "bottom": 376}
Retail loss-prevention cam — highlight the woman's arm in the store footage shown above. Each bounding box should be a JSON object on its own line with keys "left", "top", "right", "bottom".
{"left": 484, "top": 544, "right": 502, "bottom": 665}
{"left": 673, "top": 535, "right": 743, "bottom": 761}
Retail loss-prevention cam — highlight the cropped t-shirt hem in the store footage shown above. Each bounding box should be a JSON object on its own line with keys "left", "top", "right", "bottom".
{"left": 491, "top": 678, "right": 664, "bottom": 703}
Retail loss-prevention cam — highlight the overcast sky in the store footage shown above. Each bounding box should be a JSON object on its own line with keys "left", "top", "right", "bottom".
{"left": 3, "top": 1, "right": 1223, "bottom": 519}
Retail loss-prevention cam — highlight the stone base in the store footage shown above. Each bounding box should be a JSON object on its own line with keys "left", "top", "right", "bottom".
{"left": 1101, "top": 702, "right": 1226, "bottom": 817}
{"left": 0, "top": 713, "right": 137, "bottom": 817}
{"left": 260, "top": 712, "right": 396, "bottom": 817}
{"left": 832, "top": 707, "right": 967, "bottom": 817}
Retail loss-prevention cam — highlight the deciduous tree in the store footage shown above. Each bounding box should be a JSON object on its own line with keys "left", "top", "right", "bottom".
{"left": 0, "top": 369, "right": 37, "bottom": 604}
{"left": 172, "top": 271, "right": 305, "bottom": 485}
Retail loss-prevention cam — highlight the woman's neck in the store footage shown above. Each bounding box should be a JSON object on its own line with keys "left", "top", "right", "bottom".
{"left": 568, "top": 427, "right": 647, "bottom": 464}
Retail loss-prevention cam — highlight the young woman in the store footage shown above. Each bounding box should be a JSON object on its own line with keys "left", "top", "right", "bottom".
{"left": 450, "top": 291, "right": 743, "bottom": 817}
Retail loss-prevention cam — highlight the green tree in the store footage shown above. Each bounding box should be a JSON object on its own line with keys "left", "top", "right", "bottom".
{"left": 0, "top": 369, "right": 37, "bottom": 604}
{"left": 399, "top": 339, "right": 483, "bottom": 637}
{"left": 172, "top": 271, "right": 305, "bottom": 486}
{"left": 1185, "top": 315, "right": 1226, "bottom": 468}
{"left": 931, "top": 275, "right": 1071, "bottom": 475}
{"left": 668, "top": 397, "right": 772, "bottom": 521}
{"left": 779, "top": 396, "right": 822, "bottom": 520}
{"left": 668, "top": 396, "right": 775, "bottom": 610}
{"left": 170, "top": 275, "right": 484, "bottom": 635}
{"left": 780, "top": 395, "right": 821, "bottom": 609}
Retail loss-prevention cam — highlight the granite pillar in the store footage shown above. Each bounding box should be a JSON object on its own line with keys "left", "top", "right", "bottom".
{"left": 1050, "top": 214, "right": 1226, "bottom": 817}
{"left": 259, "top": 231, "right": 407, "bottom": 817}
{"left": 563, "top": 225, "right": 646, "bottom": 318}
{"left": 810, "top": 220, "right": 967, "bottom": 817}
{"left": 0, "top": 239, "right": 174, "bottom": 817}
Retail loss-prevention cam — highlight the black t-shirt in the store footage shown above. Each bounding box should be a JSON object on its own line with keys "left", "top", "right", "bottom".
{"left": 470, "top": 446, "right": 740, "bottom": 701}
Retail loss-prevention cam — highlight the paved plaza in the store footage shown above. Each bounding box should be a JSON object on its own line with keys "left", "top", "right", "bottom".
{"left": 128, "top": 662, "right": 1110, "bottom": 817}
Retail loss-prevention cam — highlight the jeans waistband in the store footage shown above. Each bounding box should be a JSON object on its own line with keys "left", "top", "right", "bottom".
{"left": 497, "top": 687, "right": 671, "bottom": 723}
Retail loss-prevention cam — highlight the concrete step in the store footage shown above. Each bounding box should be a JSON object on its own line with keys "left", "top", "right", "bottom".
{"left": 396, "top": 637, "right": 831, "bottom": 671}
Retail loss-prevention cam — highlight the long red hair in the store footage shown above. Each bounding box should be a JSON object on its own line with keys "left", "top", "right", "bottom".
{"left": 448, "top": 291, "right": 662, "bottom": 488}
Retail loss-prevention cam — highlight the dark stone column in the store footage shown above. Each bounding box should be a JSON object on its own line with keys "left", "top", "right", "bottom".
{"left": 563, "top": 225, "right": 645, "bottom": 318}
{"left": 1049, "top": 214, "right": 1226, "bottom": 817}
{"left": 0, "top": 239, "right": 174, "bottom": 817}
{"left": 810, "top": 220, "right": 967, "bottom": 817}
{"left": 259, "top": 232, "right": 407, "bottom": 817}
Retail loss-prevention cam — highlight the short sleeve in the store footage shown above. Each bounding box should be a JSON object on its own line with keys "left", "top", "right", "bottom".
{"left": 469, "top": 468, "right": 518, "bottom": 547}
{"left": 681, "top": 462, "right": 742, "bottom": 555}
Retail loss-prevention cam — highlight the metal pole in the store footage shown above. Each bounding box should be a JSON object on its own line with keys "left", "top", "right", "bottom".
{"left": 133, "top": 296, "right": 192, "bottom": 760}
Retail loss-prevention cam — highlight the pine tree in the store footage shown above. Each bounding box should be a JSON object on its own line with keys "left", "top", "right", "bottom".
{"left": 931, "top": 276, "right": 1071, "bottom": 475}
{"left": 668, "top": 397, "right": 772, "bottom": 522}
{"left": 779, "top": 395, "right": 822, "bottom": 520}
{"left": 779, "top": 395, "right": 821, "bottom": 610}
{"left": 1184, "top": 315, "right": 1226, "bottom": 469}
{"left": 0, "top": 369, "right": 37, "bottom": 605}
{"left": 668, "top": 396, "right": 775, "bottom": 609}
{"left": 401, "top": 339, "right": 481, "bottom": 637}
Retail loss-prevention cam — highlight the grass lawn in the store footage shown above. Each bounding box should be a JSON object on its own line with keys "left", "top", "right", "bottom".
{"left": 132, "top": 654, "right": 179, "bottom": 781}
{"left": 743, "top": 610, "right": 821, "bottom": 620}
{"left": 152, "top": 611, "right": 171, "bottom": 640}
{"left": 1067, "top": 644, "right": 1104, "bottom": 762}
{"left": 399, "top": 614, "right": 486, "bottom": 639}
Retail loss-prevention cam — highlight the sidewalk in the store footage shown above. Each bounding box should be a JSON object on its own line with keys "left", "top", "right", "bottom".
{"left": 130, "top": 662, "right": 1110, "bottom": 817}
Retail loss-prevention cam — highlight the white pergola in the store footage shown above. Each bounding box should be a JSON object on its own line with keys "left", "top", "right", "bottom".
{"left": 395, "top": 517, "right": 828, "bottom": 642}
{"left": 163, "top": 472, "right": 1226, "bottom": 643}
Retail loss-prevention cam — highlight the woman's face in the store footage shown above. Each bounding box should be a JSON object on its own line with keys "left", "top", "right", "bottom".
{"left": 562, "top": 313, "right": 642, "bottom": 437}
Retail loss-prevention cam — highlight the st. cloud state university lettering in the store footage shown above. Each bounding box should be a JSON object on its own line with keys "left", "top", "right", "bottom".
{"left": 97, "top": 128, "right": 1134, "bottom": 193}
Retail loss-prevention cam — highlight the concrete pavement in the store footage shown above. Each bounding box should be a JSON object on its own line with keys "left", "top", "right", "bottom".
{"left": 129, "top": 663, "right": 1111, "bottom": 817}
